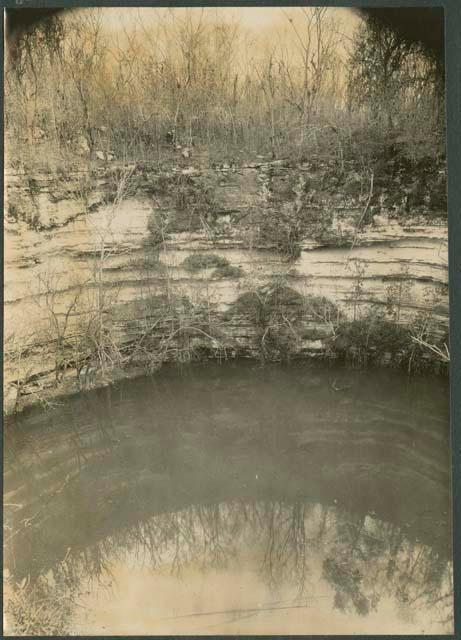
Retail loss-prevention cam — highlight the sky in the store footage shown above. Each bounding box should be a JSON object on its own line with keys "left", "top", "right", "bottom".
{"left": 67, "top": 6, "right": 361, "bottom": 65}
{"left": 80, "top": 6, "right": 360, "bottom": 36}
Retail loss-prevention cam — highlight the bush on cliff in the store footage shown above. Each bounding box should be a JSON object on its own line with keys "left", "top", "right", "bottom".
{"left": 335, "top": 316, "right": 410, "bottom": 367}
{"left": 181, "top": 253, "right": 230, "bottom": 272}
{"left": 334, "top": 311, "right": 448, "bottom": 374}
{"left": 225, "top": 283, "right": 306, "bottom": 361}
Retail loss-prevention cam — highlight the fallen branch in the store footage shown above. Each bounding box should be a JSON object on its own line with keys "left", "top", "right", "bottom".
{"left": 410, "top": 335, "right": 450, "bottom": 362}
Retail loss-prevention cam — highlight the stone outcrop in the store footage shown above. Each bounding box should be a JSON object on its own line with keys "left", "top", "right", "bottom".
{"left": 4, "top": 155, "right": 449, "bottom": 413}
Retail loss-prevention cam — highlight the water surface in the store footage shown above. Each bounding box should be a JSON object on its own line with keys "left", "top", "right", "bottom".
{"left": 3, "top": 361, "right": 453, "bottom": 635}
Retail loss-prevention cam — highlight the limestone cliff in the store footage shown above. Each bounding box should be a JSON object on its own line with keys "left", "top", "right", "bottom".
{"left": 4, "top": 154, "right": 449, "bottom": 413}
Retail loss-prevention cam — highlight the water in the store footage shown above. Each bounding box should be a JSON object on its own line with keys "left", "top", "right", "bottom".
{"left": 3, "top": 361, "right": 453, "bottom": 635}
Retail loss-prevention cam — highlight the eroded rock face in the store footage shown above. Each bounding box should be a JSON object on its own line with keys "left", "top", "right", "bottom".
{"left": 4, "top": 157, "right": 449, "bottom": 413}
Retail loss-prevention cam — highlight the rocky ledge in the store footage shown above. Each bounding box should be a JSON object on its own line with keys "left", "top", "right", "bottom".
{"left": 4, "top": 155, "right": 449, "bottom": 414}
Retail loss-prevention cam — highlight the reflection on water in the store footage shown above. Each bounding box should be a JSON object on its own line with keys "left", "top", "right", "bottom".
{"left": 3, "top": 362, "right": 453, "bottom": 634}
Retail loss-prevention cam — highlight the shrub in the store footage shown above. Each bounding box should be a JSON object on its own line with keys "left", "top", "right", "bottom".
{"left": 145, "top": 211, "right": 168, "bottom": 247}
{"left": 304, "top": 295, "right": 342, "bottom": 320}
{"left": 335, "top": 314, "right": 410, "bottom": 366}
{"left": 181, "top": 253, "right": 230, "bottom": 272}
{"left": 212, "top": 264, "right": 243, "bottom": 279}
{"left": 229, "top": 284, "right": 303, "bottom": 325}
{"left": 259, "top": 213, "right": 303, "bottom": 258}
{"left": 226, "top": 283, "right": 306, "bottom": 361}
{"left": 130, "top": 254, "right": 167, "bottom": 273}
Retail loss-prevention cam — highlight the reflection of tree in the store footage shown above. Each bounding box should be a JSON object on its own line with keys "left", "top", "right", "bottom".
{"left": 322, "top": 514, "right": 382, "bottom": 616}
{"left": 5, "top": 499, "right": 453, "bottom": 635}
{"left": 323, "top": 555, "right": 374, "bottom": 616}
{"left": 321, "top": 511, "right": 453, "bottom": 627}
{"left": 261, "top": 501, "right": 311, "bottom": 597}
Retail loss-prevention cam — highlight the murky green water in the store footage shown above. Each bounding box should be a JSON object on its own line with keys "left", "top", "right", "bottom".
{"left": 3, "top": 362, "right": 453, "bottom": 635}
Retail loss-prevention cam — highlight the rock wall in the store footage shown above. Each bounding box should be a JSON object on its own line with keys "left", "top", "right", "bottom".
{"left": 4, "top": 156, "right": 449, "bottom": 413}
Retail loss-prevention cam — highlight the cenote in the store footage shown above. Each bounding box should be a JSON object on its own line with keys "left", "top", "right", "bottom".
{"left": 3, "top": 361, "right": 453, "bottom": 635}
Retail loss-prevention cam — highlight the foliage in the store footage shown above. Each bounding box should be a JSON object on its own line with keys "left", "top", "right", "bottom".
{"left": 145, "top": 210, "right": 169, "bottom": 247}
{"left": 112, "top": 285, "right": 228, "bottom": 371}
{"left": 171, "top": 174, "right": 219, "bottom": 233}
{"left": 385, "top": 266, "right": 413, "bottom": 323}
{"left": 227, "top": 282, "right": 306, "bottom": 361}
{"left": 130, "top": 253, "right": 168, "bottom": 273}
{"left": 347, "top": 15, "right": 444, "bottom": 158}
{"left": 212, "top": 264, "right": 243, "bottom": 279}
{"left": 334, "top": 305, "right": 448, "bottom": 374}
{"left": 181, "top": 253, "right": 230, "bottom": 272}
{"left": 346, "top": 259, "right": 368, "bottom": 321}
{"left": 4, "top": 9, "right": 444, "bottom": 166}
{"left": 230, "top": 284, "right": 304, "bottom": 325}
{"left": 258, "top": 203, "right": 303, "bottom": 258}
{"left": 336, "top": 315, "right": 410, "bottom": 366}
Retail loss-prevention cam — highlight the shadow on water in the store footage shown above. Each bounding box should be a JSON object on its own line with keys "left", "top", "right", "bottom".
{"left": 3, "top": 361, "right": 453, "bottom": 634}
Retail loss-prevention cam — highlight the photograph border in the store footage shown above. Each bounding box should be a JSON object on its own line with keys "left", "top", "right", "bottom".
{"left": 1, "top": 1, "right": 459, "bottom": 638}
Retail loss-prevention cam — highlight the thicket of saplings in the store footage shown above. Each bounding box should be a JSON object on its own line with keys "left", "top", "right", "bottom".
{"left": 5, "top": 9, "right": 444, "bottom": 173}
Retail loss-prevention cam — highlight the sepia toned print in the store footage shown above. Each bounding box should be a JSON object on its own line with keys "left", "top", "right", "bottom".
{"left": 3, "top": 6, "right": 452, "bottom": 635}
